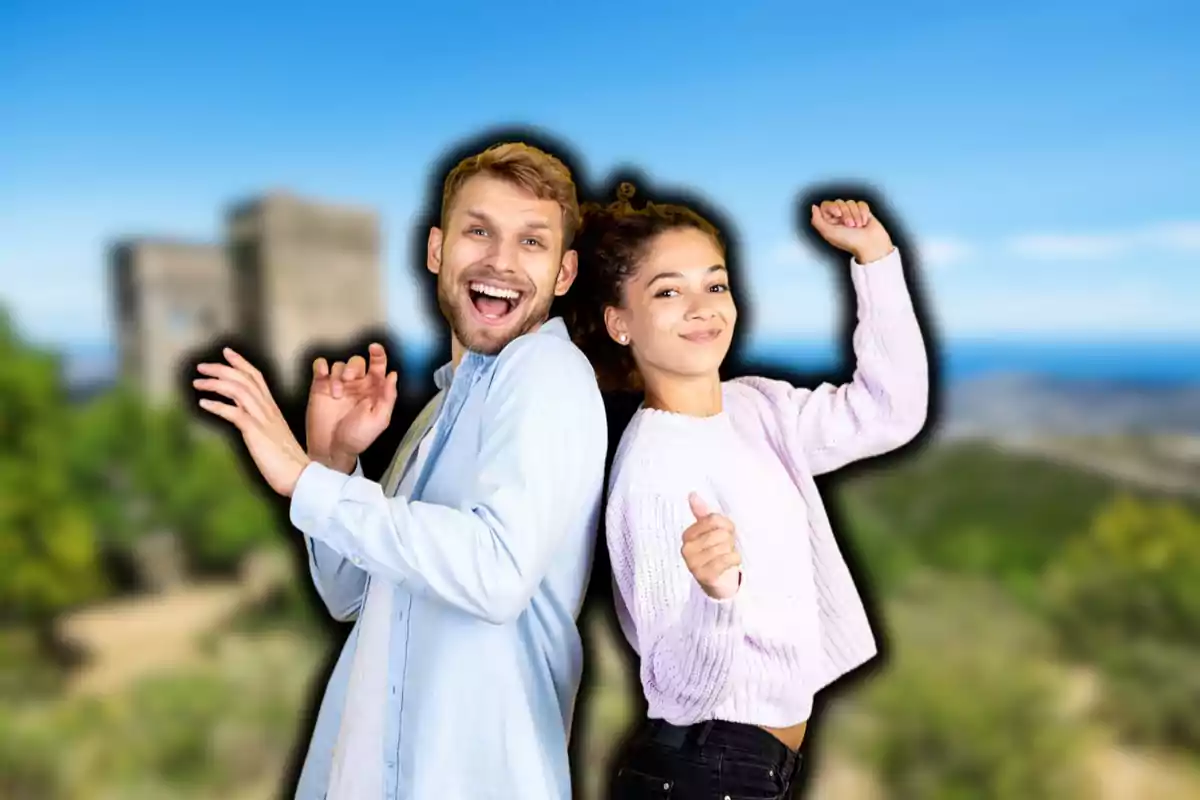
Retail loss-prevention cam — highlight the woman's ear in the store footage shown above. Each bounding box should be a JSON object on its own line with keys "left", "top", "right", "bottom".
{"left": 604, "top": 305, "right": 629, "bottom": 346}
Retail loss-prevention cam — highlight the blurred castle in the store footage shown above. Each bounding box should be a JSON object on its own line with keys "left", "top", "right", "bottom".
{"left": 110, "top": 192, "right": 386, "bottom": 404}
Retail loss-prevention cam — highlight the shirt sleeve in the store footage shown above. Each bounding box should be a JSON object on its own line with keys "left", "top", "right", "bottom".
{"left": 607, "top": 486, "right": 744, "bottom": 722}
{"left": 302, "top": 459, "right": 368, "bottom": 622}
{"left": 732, "top": 248, "right": 929, "bottom": 476}
{"left": 287, "top": 335, "right": 608, "bottom": 625}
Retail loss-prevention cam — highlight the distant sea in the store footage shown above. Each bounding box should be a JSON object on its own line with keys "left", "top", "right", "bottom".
{"left": 402, "top": 338, "right": 1200, "bottom": 387}
{"left": 61, "top": 337, "right": 1200, "bottom": 390}
{"left": 745, "top": 338, "right": 1200, "bottom": 386}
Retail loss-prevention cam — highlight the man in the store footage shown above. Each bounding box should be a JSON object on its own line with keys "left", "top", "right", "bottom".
{"left": 194, "top": 142, "right": 608, "bottom": 799}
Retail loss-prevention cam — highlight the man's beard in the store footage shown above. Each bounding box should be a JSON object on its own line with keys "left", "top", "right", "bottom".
{"left": 436, "top": 274, "right": 556, "bottom": 356}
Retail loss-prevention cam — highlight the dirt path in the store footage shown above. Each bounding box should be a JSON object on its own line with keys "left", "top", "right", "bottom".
{"left": 56, "top": 549, "right": 290, "bottom": 698}
{"left": 57, "top": 581, "right": 252, "bottom": 697}
{"left": 1088, "top": 740, "right": 1200, "bottom": 800}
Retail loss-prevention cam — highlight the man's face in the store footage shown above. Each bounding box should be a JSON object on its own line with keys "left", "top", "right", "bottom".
{"left": 428, "top": 174, "right": 578, "bottom": 357}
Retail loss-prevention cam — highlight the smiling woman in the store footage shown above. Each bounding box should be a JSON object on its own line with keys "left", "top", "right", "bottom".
{"left": 562, "top": 182, "right": 728, "bottom": 393}
{"left": 567, "top": 181, "right": 931, "bottom": 800}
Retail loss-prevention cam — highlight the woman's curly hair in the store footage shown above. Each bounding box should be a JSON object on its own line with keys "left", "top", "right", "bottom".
{"left": 562, "top": 182, "right": 725, "bottom": 392}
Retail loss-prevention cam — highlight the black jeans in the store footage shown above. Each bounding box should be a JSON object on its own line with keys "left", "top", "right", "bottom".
{"left": 608, "top": 718, "right": 804, "bottom": 799}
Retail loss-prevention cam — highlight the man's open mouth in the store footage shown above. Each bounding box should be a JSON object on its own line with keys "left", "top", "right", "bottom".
{"left": 468, "top": 281, "right": 523, "bottom": 323}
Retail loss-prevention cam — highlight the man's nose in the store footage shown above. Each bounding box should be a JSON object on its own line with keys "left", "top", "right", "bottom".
{"left": 487, "top": 237, "right": 520, "bottom": 273}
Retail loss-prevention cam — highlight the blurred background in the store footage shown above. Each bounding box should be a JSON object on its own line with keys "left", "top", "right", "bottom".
{"left": 3, "top": 1, "right": 1199, "bottom": 798}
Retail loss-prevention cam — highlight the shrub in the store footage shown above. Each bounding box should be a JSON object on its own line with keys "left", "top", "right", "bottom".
{"left": 848, "top": 574, "right": 1088, "bottom": 800}
{"left": 1044, "top": 494, "right": 1200, "bottom": 749}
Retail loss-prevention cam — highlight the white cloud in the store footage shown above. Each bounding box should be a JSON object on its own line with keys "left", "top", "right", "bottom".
{"left": 934, "top": 280, "right": 1200, "bottom": 337}
{"left": 1151, "top": 221, "right": 1200, "bottom": 251}
{"left": 744, "top": 269, "right": 841, "bottom": 338}
{"left": 1008, "top": 233, "right": 1131, "bottom": 259}
{"left": 1006, "top": 220, "right": 1200, "bottom": 259}
{"left": 0, "top": 280, "right": 110, "bottom": 344}
{"left": 765, "top": 235, "right": 972, "bottom": 271}
{"left": 766, "top": 219, "right": 1200, "bottom": 270}
{"left": 918, "top": 237, "right": 973, "bottom": 268}
{"left": 766, "top": 240, "right": 817, "bottom": 268}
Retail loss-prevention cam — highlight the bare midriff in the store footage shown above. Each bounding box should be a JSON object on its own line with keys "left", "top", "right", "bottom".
{"left": 759, "top": 720, "right": 807, "bottom": 751}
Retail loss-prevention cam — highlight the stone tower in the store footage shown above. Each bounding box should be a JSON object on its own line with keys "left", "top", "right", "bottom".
{"left": 110, "top": 239, "right": 235, "bottom": 404}
{"left": 227, "top": 192, "right": 386, "bottom": 394}
{"left": 110, "top": 191, "right": 385, "bottom": 405}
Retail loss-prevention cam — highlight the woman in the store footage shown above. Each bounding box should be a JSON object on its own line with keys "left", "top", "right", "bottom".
{"left": 566, "top": 183, "right": 929, "bottom": 799}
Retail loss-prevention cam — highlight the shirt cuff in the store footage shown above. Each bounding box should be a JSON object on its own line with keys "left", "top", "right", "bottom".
{"left": 290, "top": 460, "right": 355, "bottom": 539}
{"left": 849, "top": 247, "right": 908, "bottom": 310}
{"left": 683, "top": 577, "right": 740, "bottom": 631}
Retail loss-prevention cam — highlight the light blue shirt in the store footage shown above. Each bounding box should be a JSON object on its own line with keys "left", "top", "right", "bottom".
{"left": 288, "top": 318, "right": 608, "bottom": 800}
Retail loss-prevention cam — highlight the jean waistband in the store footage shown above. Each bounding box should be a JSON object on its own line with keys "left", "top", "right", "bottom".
{"left": 643, "top": 718, "right": 803, "bottom": 781}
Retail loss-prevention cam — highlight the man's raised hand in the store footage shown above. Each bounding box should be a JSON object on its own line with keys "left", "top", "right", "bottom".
{"left": 195, "top": 348, "right": 311, "bottom": 497}
{"left": 307, "top": 343, "right": 398, "bottom": 473}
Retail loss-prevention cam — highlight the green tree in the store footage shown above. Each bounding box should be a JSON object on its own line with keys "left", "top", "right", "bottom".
{"left": 1045, "top": 494, "right": 1200, "bottom": 749}
{"left": 0, "top": 309, "right": 106, "bottom": 657}
{"left": 68, "top": 380, "right": 282, "bottom": 583}
{"left": 848, "top": 574, "right": 1087, "bottom": 800}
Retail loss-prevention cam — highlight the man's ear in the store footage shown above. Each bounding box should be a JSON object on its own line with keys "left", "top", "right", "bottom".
{"left": 554, "top": 249, "right": 579, "bottom": 296}
{"left": 427, "top": 227, "right": 444, "bottom": 275}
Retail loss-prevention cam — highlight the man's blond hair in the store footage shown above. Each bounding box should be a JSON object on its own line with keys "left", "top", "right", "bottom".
{"left": 441, "top": 142, "right": 581, "bottom": 247}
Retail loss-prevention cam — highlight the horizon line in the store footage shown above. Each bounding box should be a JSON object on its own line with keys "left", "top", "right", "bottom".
{"left": 47, "top": 332, "right": 1200, "bottom": 354}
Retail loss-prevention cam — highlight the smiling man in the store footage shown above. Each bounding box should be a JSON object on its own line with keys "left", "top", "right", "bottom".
{"left": 194, "top": 142, "right": 608, "bottom": 799}
{"left": 433, "top": 157, "right": 577, "bottom": 358}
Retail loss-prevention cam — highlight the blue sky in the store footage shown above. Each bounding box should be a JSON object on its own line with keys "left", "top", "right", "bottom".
{"left": 2, "top": 0, "right": 1198, "bottom": 352}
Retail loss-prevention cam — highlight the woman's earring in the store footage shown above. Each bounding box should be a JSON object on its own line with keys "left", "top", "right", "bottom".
{"left": 618, "top": 334, "right": 629, "bottom": 345}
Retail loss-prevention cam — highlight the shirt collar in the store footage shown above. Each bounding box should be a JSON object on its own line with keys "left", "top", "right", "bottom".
{"left": 431, "top": 317, "right": 569, "bottom": 391}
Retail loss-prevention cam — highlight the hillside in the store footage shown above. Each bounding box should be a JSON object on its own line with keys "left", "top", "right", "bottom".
{"left": 835, "top": 438, "right": 1200, "bottom": 597}
{"left": 943, "top": 373, "right": 1200, "bottom": 437}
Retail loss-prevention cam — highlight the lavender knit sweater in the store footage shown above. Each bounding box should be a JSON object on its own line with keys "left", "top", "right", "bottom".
{"left": 606, "top": 248, "right": 929, "bottom": 727}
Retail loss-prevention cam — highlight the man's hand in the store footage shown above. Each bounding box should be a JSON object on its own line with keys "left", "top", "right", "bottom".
{"left": 681, "top": 493, "right": 742, "bottom": 600}
{"left": 195, "top": 347, "right": 311, "bottom": 497}
{"left": 307, "top": 343, "right": 399, "bottom": 474}
{"left": 810, "top": 199, "right": 894, "bottom": 265}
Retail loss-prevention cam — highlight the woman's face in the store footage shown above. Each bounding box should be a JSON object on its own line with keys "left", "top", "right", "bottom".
{"left": 604, "top": 226, "right": 737, "bottom": 385}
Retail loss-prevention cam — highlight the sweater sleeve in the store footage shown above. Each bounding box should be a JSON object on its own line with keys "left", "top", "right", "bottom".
{"left": 607, "top": 486, "right": 743, "bottom": 722}
{"left": 732, "top": 248, "right": 929, "bottom": 476}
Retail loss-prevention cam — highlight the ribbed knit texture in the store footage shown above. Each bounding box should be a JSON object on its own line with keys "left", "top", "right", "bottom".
{"left": 606, "top": 248, "right": 929, "bottom": 728}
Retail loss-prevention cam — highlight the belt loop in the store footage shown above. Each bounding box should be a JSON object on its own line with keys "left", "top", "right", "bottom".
{"left": 652, "top": 721, "right": 687, "bottom": 750}
{"left": 694, "top": 720, "right": 715, "bottom": 747}
{"left": 789, "top": 750, "right": 804, "bottom": 781}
